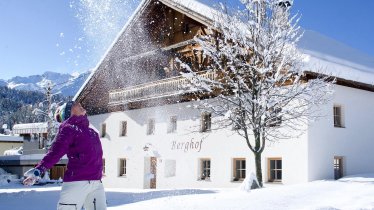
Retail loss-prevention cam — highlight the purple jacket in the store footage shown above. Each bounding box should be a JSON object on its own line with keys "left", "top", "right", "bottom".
{"left": 36, "top": 115, "right": 103, "bottom": 182}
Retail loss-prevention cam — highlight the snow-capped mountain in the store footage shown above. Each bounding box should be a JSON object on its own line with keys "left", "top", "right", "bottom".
{"left": 0, "top": 79, "right": 7, "bottom": 87}
{"left": 1, "top": 71, "right": 91, "bottom": 97}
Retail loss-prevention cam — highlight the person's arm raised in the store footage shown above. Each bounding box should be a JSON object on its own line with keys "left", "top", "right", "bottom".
{"left": 35, "top": 125, "right": 75, "bottom": 175}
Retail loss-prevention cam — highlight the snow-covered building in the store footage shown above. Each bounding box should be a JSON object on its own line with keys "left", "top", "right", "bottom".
{"left": 73, "top": 0, "right": 374, "bottom": 188}
{"left": 12, "top": 122, "right": 48, "bottom": 155}
{"left": 0, "top": 123, "right": 67, "bottom": 180}
{"left": 0, "top": 135, "right": 23, "bottom": 156}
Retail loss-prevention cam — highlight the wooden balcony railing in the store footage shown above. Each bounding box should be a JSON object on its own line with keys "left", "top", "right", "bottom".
{"left": 108, "top": 71, "right": 215, "bottom": 106}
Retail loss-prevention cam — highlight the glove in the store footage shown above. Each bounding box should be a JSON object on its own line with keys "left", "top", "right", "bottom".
{"left": 23, "top": 168, "right": 41, "bottom": 186}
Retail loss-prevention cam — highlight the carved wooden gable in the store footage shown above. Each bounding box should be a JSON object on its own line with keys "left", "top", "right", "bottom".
{"left": 76, "top": 0, "right": 211, "bottom": 115}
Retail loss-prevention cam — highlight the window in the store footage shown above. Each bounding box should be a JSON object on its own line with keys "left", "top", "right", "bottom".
{"left": 38, "top": 134, "right": 46, "bottom": 149}
{"left": 201, "top": 112, "right": 211, "bottom": 132}
{"left": 119, "top": 158, "right": 127, "bottom": 177}
{"left": 200, "top": 159, "right": 211, "bottom": 180}
{"left": 38, "top": 136, "right": 44, "bottom": 149}
{"left": 268, "top": 158, "right": 282, "bottom": 182}
{"left": 233, "top": 158, "right": 246, "bottom": 181}
{"left": 147, "top": 118, "right": 155, "bottom": 135}
{"left": 120, "top": 121, "right": 127, "bottom": 137}
{"left": 333, "top": 105, "right": 344, "bottom": 127}
{"left": 182, "top": 23, "right": 190, "bottom": 34}
{"left": 101, "top": 123, "right": 106, "bottom": 138}
{"left": 167, "top": 116, "right": 177, "bottom": 133}
{"left": 102, "top": 159, "right": 106, "bottom": 175}
{"left": 164, "top": 159, "right": 176, "bottom": 177}
{"left": 334, "top": 156, "right": 344, "bottom": 180}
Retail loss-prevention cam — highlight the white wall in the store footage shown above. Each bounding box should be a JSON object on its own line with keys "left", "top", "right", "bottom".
{"left": 89, "top": 112, "right": 146, "bottom": 188}
{"left": 308, "top": 85, "right": 374, "bottom": 181}
{"left": 89, "top": 99, "right": 309, "bottom": 188}
{"left": 262, "top": 133, "right": 309, "bottom": 185}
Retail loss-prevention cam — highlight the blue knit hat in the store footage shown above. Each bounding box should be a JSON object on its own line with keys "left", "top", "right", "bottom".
{"left": 54, "top": 101, "right": 75, "bottom": 123}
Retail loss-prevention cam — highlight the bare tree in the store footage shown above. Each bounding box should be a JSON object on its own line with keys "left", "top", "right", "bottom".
{"left": 177, "top": 0, "right": 334, "bottom": 187}
{"left": 32, "top": 80, "right": 60, "bottom": 149}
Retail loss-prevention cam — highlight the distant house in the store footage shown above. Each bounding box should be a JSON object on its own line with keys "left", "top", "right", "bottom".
{"left": 71, "top": 0, "right": 374, "bottom": 189}
{"left": 0, "top": 123, "right": 67, "bottom": 180}
{"left": 0, "top": 134, "right": 23, "bottom": 156}
{"left": 13, "top": 122, "right": 48, "bottom": 155}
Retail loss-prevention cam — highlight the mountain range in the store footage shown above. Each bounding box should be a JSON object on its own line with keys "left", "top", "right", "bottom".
{"left": 0, "top": 71, "right": 91, "bottom": 97}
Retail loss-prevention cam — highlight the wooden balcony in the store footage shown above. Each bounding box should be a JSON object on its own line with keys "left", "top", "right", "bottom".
{"left": 108, "top": 71, "right": 215, "bottom": 106}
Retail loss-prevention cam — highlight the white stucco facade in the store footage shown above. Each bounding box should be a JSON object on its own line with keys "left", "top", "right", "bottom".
{"left": 68, "top": 0, "right": 374, "bottom": 189}
{"left": 307, "top": 85, "right": 374, "bottom": 181}
{"left": 87, "top": 84, "right": 373, "bottom": 189}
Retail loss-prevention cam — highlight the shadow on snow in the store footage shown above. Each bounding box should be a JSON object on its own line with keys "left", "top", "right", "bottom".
{"left": 0, "top": 188, "right": 217, "bottom": 209}
{"left": 107, "top": 189, "right": 217, "bottom": 207}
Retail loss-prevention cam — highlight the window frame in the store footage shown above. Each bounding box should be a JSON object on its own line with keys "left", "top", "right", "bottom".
{"left": 233, "top": 158, "right": 246, "bottom": 182}
{"left": 119, "top": 158, "right": 127, "bottom": 177}
{"left": 199, "top": 158, "right": 211, "bottom": 181}
{"left": 333, "top": 105, "right": 344, "bottom": 128}
{"left": 120, "top": 121, "right": 127, "bottom": 137}
{"left": 164, "top": 159, "right": 176, "bottom": 177}
{"left": 268, "top": 158, "right": 282, "bottom": 182}
{"left": 200, "top": 112, "right": 212, "bottom": 132}
{"left": 38, "top": 134, "right": 47, "bottom": 149}
{"left": 101, "top": 123, "right": 106, "bottom": 138}
{"left": 334, "top": 156, "right": 344, "bottom": 180}
{"left": 167, "top": 116, "right": 177, "bottom": 134}
{"left": 147, "top": 118, "right": 155, "bottom": 135}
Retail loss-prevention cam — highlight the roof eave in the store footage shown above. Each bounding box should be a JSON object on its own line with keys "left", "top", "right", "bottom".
{"left": 73, "top": 0, "right": 153, "bottom": 102}
{"left": 159, "top": 0, "right": 214, "bottom": 27}
{"left": 73, "top": 0, "right": 217, "bottom": 103}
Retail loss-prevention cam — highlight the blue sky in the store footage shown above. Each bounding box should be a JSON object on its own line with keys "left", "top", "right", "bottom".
{"left": 0, "top": 0, "right": 373, "bottom": 80}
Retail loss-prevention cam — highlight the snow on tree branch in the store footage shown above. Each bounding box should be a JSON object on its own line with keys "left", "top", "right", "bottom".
{"left": 177, "top": 0, "right": 335, "bottom": 187}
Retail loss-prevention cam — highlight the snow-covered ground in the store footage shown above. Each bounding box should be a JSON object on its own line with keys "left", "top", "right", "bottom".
{"left": 0, "top": 176, "right": 373, "bottom": 210}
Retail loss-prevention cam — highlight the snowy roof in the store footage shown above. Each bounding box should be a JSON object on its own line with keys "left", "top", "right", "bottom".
{"left": 159, "top": 0, "right": 217, "bottom": 25}
{"left": 74, "top": 0, "right": 218, "bottom": 101}
{"left": 0, "top": 154, "right": 65, "bottom": 161}
{"left": 304, "top": 52, "right": 374, "bottom": 86}
{"left": 74, "top": 0, "right": 374, "bottom": 101}
{"left": 0, "top": 154, "right": 68, "bottom": 162}
{"left": 12, "top": 123, "right": 48, "bottom": 134}
{"left": 299, "top": 30, "right": 374, "bottom": 85}
{"left": 0, "top": 135, "right": 23, "bottom": 142}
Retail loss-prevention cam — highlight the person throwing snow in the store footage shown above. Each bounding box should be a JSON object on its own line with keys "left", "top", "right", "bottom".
{"left": 23, "top": 101, "right": 107, "bottom": 210}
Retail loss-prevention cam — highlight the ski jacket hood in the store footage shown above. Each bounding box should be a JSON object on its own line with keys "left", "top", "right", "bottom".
{"left": 36, "top": 115, "right": 103, "bottom": 182}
